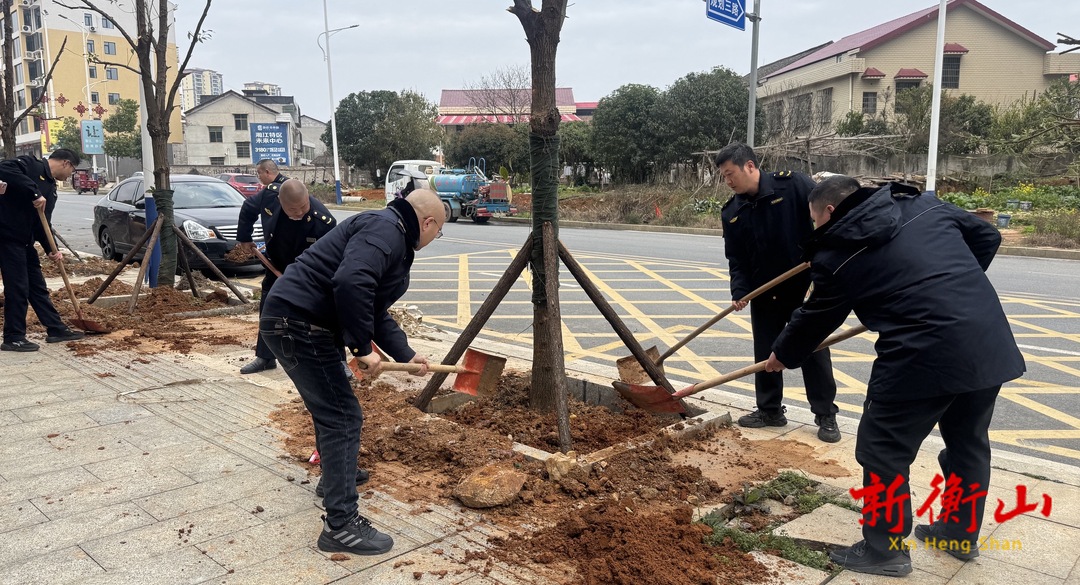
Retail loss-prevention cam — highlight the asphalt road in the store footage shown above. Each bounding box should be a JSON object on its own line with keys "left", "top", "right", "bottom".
{"left": 51, "top": 191, "right": 1080, "bottom": 467}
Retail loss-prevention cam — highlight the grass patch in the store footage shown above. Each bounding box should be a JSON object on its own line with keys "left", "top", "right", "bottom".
{"left": 755, "top": 471, "right": 861, "bottom": 515}
{"left": 701, "top": 516, "right": 837, "bottom": 574}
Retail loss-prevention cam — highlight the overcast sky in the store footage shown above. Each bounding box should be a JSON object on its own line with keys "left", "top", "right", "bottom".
{"left": 175, "top": 1, "right": 1079, "bottom": 121}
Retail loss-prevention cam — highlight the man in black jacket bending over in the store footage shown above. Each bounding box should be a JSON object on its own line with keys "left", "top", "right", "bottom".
{"left": 0, "top": 149, "right": 86, "bottom": 352}
{"left": 765, "top": 176, "right": 1025, "bottom": 577}
{"left": 260, "top": 189, "right": 445, "bottom": 555}
{"left": 235, "top": 178, "right": 336, "bottom": 374}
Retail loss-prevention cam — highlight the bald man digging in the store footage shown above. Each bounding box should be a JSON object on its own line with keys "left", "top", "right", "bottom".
{"left": 235, "top": 177, "right": 337, "bottom": 374}
{"left": 259, "top": 189, "right": 445, "bottom": 555}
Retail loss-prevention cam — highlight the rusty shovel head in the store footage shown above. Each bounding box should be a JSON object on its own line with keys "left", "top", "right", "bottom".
{"left": 452, "top": 348, "right": 506, "bottom": 396}
{"left": 70, "top": 317, "right": 110, "bottom": 334}
{"left": 616, "top": 345, "right": 663, "bottom": 384}
{"left": 611, "top": 381, "right": 687, "bottom": 415}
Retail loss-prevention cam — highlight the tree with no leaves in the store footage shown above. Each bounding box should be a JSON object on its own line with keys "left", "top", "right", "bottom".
{"left": 0, "top": 0, "right": 68, "bottom": 158}
{"left": 56, "top": 0, "right": 213, "bottom": 286}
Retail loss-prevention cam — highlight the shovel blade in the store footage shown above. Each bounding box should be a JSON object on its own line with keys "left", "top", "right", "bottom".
{"left": 616, "top": 345, "right": 662, "bottom": 384}
{"left": 71, "top": 318, "right": 109, "bottom": 334}
{"left": 612, "top": 381, "right": 687, "bottom": 414}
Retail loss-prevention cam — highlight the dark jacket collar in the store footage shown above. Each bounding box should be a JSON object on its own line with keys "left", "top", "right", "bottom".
{"left": 803, "top": 182, "right": 921, "bottom": 257}
{"left": 387, "top": 198, "right": 420, "bottom": 249}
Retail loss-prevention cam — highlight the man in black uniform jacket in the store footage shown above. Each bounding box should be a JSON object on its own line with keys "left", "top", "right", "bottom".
{"left": 235, "top": 178, "right": 336, "bottom": 374}
{"left": 716, "top": 142, "right": 840, "bottom": 442}
{"left": 260, "top": 189, "right": 445, "bottom": 555}
{"left": 765, "top": 176, "right": 1025, "bottom": 577}
{"left": 0, "top": 149, "right": 86, "bottom": 352}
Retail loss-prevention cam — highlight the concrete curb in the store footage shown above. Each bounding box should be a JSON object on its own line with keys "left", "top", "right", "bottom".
{"left": 492, "top": 218, "right": 1080, "bottom": 260}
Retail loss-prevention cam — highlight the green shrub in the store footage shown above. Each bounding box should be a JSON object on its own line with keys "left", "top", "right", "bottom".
{"left": 1027, "top": 210, "right": 1080, "bottom": 248}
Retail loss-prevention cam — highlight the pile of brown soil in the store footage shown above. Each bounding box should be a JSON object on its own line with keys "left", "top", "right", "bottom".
{"left": 441, "top": 372, "right": 676, "bottom": 453}
{"left": 38, "top": 253, "right": 123, "bottom": 278}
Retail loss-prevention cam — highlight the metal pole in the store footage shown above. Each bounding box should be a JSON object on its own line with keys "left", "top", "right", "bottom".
{"left": 746, "top": 0, "right": 761, "bottom": 148}
{"left": 322, "top": 0, "right": 343, "bottom": 205}
{"left": 926, "top": 0, "right": 947, "bottom": 193}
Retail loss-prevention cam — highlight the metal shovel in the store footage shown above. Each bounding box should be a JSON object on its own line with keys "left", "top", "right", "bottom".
{"left": 349, "top": 347, "right": 506, "bottom": 396}
{"left": 37, "top": 208, "right": 110, "bottom": 334}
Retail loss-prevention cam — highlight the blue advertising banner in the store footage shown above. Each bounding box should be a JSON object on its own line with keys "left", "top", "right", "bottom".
{"left": 80, "top": 120, "right": 105, "bottom": 155}
{"left": 250, "top": 123, "right": 290, "bottom": 166}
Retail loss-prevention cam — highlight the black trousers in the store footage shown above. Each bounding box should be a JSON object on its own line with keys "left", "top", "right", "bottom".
{"left": 855, "top": 385, "right": 1001, "bottom": 556}
{"left": 0, "top": 239, "right": 67, "bottom": 343}
{"left": 750, "top": 293, "right": 838, "bottom": 416}
{"left": 254, "top": 272, "right": 278, "bottom": 360}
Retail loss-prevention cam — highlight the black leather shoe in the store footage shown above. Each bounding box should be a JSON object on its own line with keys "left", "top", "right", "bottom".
{"left": 1, "top": 340, "right": 40, "bottom": 352}
{"left": 815, "top": 414, "right": 842, "bottom": 443}
{"left": 46, "top": 328, "right": 86, "bottom": 343}
{"left": 914, "top": 523, "right": 979, "bottom": 560}
{"left": 240, "top": 357, "right": 276, "bottom": 374}
{"left": 829, "top": 540, "right": 912, "bottom": 577}
{"left": 316, "top": 468, "right": 371, "bottom": 497}
{"left": 738, "top": 406, "right": 787, "bottom": 428}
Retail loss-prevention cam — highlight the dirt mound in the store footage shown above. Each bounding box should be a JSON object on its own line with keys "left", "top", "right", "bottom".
{"left": 38, "top": 252, "right": 123, "bottom": 278}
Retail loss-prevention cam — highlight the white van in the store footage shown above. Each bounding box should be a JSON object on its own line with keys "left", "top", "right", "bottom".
{"left": 384, "top": 159, "right": 443, "bottom": 200}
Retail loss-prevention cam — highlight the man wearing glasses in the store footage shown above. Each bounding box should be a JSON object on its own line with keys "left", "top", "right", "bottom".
{"left": 0, "top": 148, "right": 86, "bottom": 352}
{"left": 258, "top": 188, "right": 446, "bottom": 556}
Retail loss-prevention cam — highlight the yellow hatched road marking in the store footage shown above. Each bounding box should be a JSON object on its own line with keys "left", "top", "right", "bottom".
{"left": 456, "top": 255, "right": 470, "bottom": 327}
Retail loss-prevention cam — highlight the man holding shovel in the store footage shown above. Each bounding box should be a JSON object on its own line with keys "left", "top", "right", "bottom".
{"left": 764, "top": 176, "right": 1025, "bottom": 577}
{"left": 716, "top": 143, "right": 840, "bottom": 442}
{"left": 259, "top": 189, "right": 445, "bottom": 555}
{"left": 0, "top": 149, "right": 86, "bottom": 352}
{"left": 235, "top": 178, "right": 336, "bottom": 374}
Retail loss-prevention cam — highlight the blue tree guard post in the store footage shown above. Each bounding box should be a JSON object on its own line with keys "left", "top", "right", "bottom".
{"left": 145, "top": 195, "right": 161, "bottom": 287}
{"left": 335, "top": 179, "right": 343, "bottom": 205}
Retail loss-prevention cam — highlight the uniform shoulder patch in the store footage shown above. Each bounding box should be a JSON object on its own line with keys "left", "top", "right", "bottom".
{"left": 268, "top": 183, "right": 279, "bottom": 191}
{"left": 264, "top": 208, "right": 273, "bottom": 216}
{"left": 772, "top": 170, "right": 794, "bottom": 179}
{"left": 322, "top": 215, "right": 332, "bottom": 224}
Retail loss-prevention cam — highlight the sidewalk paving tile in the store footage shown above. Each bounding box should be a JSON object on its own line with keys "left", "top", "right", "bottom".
{"left": 0, "top": 412, "right": 101, "bottom": 443}
{"left": 748, "top": 550, "right": 829, "bottom": 585}
{"left": 30, "top": 467, "right": 195, "bottom": 519}
{"left": 0, "top": 439, "right": 143, "bottom": 481}
{"left": 215, "top": 546, "right": 351, "bottom": 585}
{"left": 947, "top": 554, "right": 1065, "bottom": 585}
{"left": 0, "top": 502, "right": 154, "bottom": 566}
{"left": 0, "top": 499, "right": 50, "bottom": 534}
{"left": 978, "top": 514, "right": 1079, "bottom": 579}
{"left": 831, "top": 568, "right": 946, "bottom": 584}
{"left": 231, "top": 484, "right": 320, "bottom": 522}
{"left": 134, "top": 467, "right": 281, "bottom": 521}
{"left": 0, "top": 466, "right": 101, "bottom": 506}
{"left": 80, "top": 502, "right": 265, "bottom": 570}
{"left": 82, "top": 441, "right": 251, "bottom": 483}
{"left": 71, "top": 544, "right": 229, "bottom": 585}
{"left": 0, "top": 545, "right": 104, "bottom": 585}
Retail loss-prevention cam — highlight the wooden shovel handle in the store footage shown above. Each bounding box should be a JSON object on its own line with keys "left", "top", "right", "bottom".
{"left": 349, "top": 357, "right": 464, "bottom": 375}
{"left": 659, "top": 262, "right": 811, "bottom": 363}
{"left": 37, "top": 207, "right": 85, "bottom": 322}
{"left": 674, "top": 324, "right": 869, "bottom": 398}
{"left": 252, "top": 247, "right": 282, "bottom": 277}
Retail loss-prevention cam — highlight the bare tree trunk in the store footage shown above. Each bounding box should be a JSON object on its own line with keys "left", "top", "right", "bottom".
{"left": 1, "top": 0, "right": 16, "bottom": 158}
{"left": 511, "top": 0, "right": 569, "bottom": 412}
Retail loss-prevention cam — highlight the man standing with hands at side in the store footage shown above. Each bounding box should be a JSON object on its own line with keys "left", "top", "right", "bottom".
{"left": 259, "top": 189, "right": 446, "bottom": 555}
{"left": 235, "top": 177, "right": 335, "bottom": 374}
{"left": 716, "top": 142, "right": 840, "bottom": 442}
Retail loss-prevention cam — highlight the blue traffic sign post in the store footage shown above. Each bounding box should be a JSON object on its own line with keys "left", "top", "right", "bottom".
{"left": 145, "top": 196, "right": 160, "bottom": 288}
{"left": 706, "top": 0, "right": 746, "bottom": 31}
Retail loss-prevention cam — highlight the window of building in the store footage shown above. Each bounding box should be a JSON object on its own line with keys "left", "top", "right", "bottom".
{"left": 896, "top": 80, "right": 921, "bottom": 94}
{"left": 25, "top": 33, "right": 42, "bottom": 53}
{"left": 793, "top": 93, "right": 813, "bottom": 133}
{"left": 30, "top": 86, "right": 43, "bottom": 104}
{"left": 86, "top": 39, "right": 94, "bottom": 54}
{"left": 862, "top": 92, "right": 878, "bottom": 115}
{"left": 84, "top": 13, "right": 93, "bottom": 27}
{"left": 91, "top": 92, "right": 99, "bottom": 104}
{"left": 14, "top": 63, "right": 22, "bottom": 85}
{"left": 102, "top": 17, "right": 114, "bottom": 29}
{"left": 106, "top": 67, "right": 118, "bottom": 80}
{"left": 942, "top": 55, "right": 961, "bottom": 89}
{"left": 835, "top": 55, "right": 843, "bottom": 63}
{"left": 13, "top": 40, "right": 20, "bottom": 59}
{"left": 33, "top": 117, "right": 40, "bottom": 132}
{"left": 817, "top": 87, "right": 833, "bottom": 126}
{"left": 88, "top": 65, "right": 97, "bottom": 79}
{"left": 234, "top": 114, "right": 248, "bottom": 131}
{"left": 12, "top": 11, "right": 17, "bottom": 30}
{"left": 765, "top": 101, "right": 784, "bottom": 136}
{"left": 18, "top": 118, "right": 28, "bottom": 135}
{"left": 209, "top": 126, "right": 223, "bottom": 143}
{"left": 104, "top": 42, "right": 116, "bottom": 55}
{"left": 236, "top": 142, "right": 251, "bottom": 159}
{"left": 15, "top": 89, "right": 25, "bottom": 110}
{"left": 209, "top": 156, "right": 226, "bottom": 166}
{"left": 108, "top": 92, "right": 120, "bottom": 105}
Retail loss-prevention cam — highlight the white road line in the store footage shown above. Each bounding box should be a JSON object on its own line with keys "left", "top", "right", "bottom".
{"left": 1017, "top": 344, "right": 1080, "bottom": 357}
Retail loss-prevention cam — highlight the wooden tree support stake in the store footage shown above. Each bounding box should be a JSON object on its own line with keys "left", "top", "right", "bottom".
{"left": 127, "top": 216, "right": 165, "bottom": 314}
{"left": 544, "top": 222, "right": 573, "bottom": 453}
{"left": 88, "top": 218, "right": 160, "bottom": 304}
{"left": 413, "top": 237, "right": 533, "bottom": 411}
{"left": 173, "top": 227, "right": 249, "bottom": 304}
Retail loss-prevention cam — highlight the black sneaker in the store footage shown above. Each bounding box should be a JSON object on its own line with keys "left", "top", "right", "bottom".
{"left": 914, "top": 523, "right": 979, "bottom": 560}
{"left": 815, "top": 414, "right": 841, "bottom": 443}
{"left": 240, "top": 357, "right": 276, "bottom": 375}
{"left": 829, "top": 540, "right": 912, "bottom": 577}
{"left": 317, "top": 514, "right": 394, "bottom": 555}
{"left": 1, "top": 340, "right": 40, "bottom": 352}
{"left": 46, "top": 328, "right": 86, "bottom": 343}
{"left": 315, "top": 468, "right": 371, "bottom": 497}
{"left": 738, "top": 406, "right": 787, "bottom": 428}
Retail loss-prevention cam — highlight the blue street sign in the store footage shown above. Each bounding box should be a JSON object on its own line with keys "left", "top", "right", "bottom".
{"left": 707, "top": 0, "right": 746, "bottom": 31}
{"left": 80, "top": 120, "right": 105, "bottom": 155}
{"left": 250, "top": 122, "right": 290, "bottom": 166}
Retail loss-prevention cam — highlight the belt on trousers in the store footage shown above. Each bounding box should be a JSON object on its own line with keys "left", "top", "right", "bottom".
{"left": 263, "top": 317, "right": 331, "bottom": 333}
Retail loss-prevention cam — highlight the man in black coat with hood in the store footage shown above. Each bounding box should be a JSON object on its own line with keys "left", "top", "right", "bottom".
{"left": 765, "top": 175, "right": 1025, "bottom": 577}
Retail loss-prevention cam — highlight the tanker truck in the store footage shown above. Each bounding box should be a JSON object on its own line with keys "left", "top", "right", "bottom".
{"left": 385, "top": 158, "right": 517, "bottom": 224}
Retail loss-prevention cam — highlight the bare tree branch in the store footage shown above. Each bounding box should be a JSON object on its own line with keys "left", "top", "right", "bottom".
{"left": 14, "top": 37, "right": 69, "bottom": 128}
{"left": 56, "top": 1, "right": 139, "bottom": 56}
{"left": 88, "top": 58, "right": 143, "bottom": 77}
{"left": 507, "top": 0, "right": 540, "bottom": 37}
{"left": 166, "top": 0, "right": 213, "bottom": 118}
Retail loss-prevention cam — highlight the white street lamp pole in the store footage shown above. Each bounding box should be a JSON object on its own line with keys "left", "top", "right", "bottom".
{"left": 319, "top": 1, "right": 357, "bottom": 205}
{"left": 59, "top": 14, "right": 98, "bottom": 174}
{"left": 926, "top": 0, "right": 948, "bottom": 193}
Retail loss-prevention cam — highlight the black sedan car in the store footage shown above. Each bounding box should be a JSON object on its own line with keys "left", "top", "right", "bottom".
{"left": 92, "top": 174, "right": 264, "bottom": 274}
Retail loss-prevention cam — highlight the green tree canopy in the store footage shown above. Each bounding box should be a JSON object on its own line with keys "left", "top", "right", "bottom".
{"left": 590, "top": 84, "right": 662, "bottom": 182}
{"left": 103, "top": 98, "right": 142, "bottom": 161}
{"left": 557, "top": 121, "right": 594, "bottom": 184}
{"left": 654, "top": 67, "right": 750, "bottom": 164}
{"left": 53, "top": 117, "right": 86, "bottom": 160}
{"left": 894, "top": 85, "right": 993, "bottom": 155}
{"left": 445, "top": 123, "right": 528, "bottom": 175}
{"left": 323, "top": 90, "right": 443, "bottom": 185}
